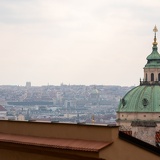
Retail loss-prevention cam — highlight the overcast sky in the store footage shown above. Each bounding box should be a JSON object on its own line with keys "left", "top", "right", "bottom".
{"left": 0, "top": 0, "right": 160, "bottom": 86}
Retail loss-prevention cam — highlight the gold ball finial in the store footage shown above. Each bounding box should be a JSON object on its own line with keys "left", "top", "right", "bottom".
{"left": 153, "top": 25, "right": 158, "bottom": 45}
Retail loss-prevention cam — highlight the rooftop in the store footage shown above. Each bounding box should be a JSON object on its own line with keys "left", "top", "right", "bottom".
{"left": 0, "top": 133, "right": 112, "bottom": 152}
{"left": 0, "top": 105, "right": 6, "bottom": 111}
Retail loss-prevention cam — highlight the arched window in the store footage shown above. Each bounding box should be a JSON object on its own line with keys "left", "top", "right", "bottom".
{"left": 158, "top": 73, "right": 160, "bottom": 81}
{"left": 151, "top": 73, "right": 154, "bottom": 81}
{"left": 146, "top": 73, "right": 147, "bottom": 81}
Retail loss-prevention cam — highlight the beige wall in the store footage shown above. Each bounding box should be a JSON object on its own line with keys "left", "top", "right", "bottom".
{"left": 144, "top": 68, "right": 160, "bottom": 81}
{"left": 0, "top": 120, "right": 118, "bottom": 142}
{"left": 100, "top": 138, "right": 160, "bottom": 160}
{"left": 0, "top": 149, "right": 72, "bottom": 160}
{"left": 117, "top": 112, "right": 160, "bottom": 131}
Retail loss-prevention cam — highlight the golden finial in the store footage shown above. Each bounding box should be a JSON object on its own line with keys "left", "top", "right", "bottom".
{"left": 153, "top": 25, "right": 158, "bottom": 33}
{"left": 153, "top": 25, "right": 158, "bottom": 45}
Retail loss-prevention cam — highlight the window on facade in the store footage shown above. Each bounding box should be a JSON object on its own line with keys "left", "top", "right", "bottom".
{"left": 158, "top": 73, "right": 160, "bottom": 81}
{"left": 146, "top": 73, "right": 148, "bottom": 81}
{"left": 151, "top": 73, "right": 154, "bottom": 81}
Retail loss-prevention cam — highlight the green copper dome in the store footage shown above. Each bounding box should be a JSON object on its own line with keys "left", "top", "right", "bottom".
{"left": 117, "top": 85, "right": 160, "bottom": 113}
{"left": 145, "top": 45, "right": 160, "bottom": 68}
{"left": 146, "top": 46, "right": 160, "bottom": 60}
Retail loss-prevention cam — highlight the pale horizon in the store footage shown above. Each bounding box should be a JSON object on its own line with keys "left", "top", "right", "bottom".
{"left": 0, "top": 0, "right": 160, "bottom": 86}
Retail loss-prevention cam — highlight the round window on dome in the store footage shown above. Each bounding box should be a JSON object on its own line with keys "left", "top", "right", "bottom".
{"left": 142, "top": 98, "right": 149, "bottom": 107}
{"left": 122, "top": 98, "right": 126, "bottom": 106}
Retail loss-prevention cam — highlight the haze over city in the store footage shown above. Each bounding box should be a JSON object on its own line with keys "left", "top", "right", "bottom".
{"left": 0, "top": 0, "right": 160, "bottom": 86}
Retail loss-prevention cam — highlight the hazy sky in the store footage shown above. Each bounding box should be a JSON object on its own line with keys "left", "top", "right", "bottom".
{"left": 0, "top": 0, "right": 160, "bottom": 86}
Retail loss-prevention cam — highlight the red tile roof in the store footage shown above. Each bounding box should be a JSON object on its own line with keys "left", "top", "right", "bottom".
{"left": 0, "top": 105, "right": 6, "bottom": 111}
{"left": 122, "top": 131, "right": 132, "bottom": 136}
{"left": 0, "top": 133, "right": 112, "bottom": 152}
{"left": 122, "top": 131, "right": 160, "bottom": 143}
{"left": 156, "top": 132, "right": 160, "bottom": 143}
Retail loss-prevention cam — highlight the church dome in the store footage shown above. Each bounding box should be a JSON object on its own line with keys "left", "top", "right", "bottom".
{"left": 118, "top": 26, "right": 160, "bottom": 113}
{"left": 117, "top": 85, "right": 160, "bottom": 113}
{"left": 146, "top": 48, "right": 160, "bottom": 60}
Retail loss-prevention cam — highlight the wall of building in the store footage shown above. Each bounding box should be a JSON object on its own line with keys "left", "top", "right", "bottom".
{"left": 132, "top": 126, "right": 156, "bottom": 145}
{"left": 144, "top": 68, "right": 160, "bottom": 82}
{"left": 100, "top": 138, "right": 160, "bottom": 160}
{"left": 0, "top": 149, "right": 71, "bottom": 160}
{"left": 117, "top": 112, "right": 160, "bottom": 131}
{"left": 117, "top": 112, "right": 160, "bottom": 121}
{"left": 0, "top": 120, "right": 118, "bottom": 142}
{"left": 0, "top": 120, "right": 159, "bottom": 160}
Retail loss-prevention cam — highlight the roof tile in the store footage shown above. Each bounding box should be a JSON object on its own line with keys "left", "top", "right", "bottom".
{"left": 0, "top": 133, "right": 112, "bottom": 152}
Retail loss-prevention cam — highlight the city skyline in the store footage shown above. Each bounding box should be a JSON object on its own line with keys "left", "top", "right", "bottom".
{"left": 0, "top": 0, "right": 160, "bottom": 86}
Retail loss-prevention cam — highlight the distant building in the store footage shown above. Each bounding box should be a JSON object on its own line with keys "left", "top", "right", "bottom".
{"left": 0, "top": 105, "right": 7, "bottom": 119}
{"left": 26, "top": 82, "right": 31, "bottom": 88}
{"left": 17, "top": 114, "right": 25, "bottom": 121}
{"left": 89, "top": 86, "right": 100, "bottom": 105}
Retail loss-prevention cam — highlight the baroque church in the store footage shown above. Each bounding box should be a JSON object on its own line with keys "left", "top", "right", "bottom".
{"left": 117, "top": 26, "right": 160, "bottom": 146}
